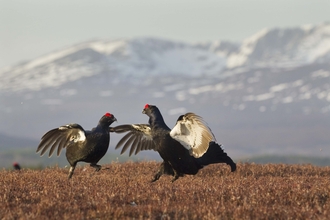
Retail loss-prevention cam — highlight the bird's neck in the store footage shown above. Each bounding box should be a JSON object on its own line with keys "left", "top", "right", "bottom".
{"left": 149, "top": 112, "right": 169, "bottom": 130}
{"left": 96, "top": 122, "right": 110, "bottom": 131}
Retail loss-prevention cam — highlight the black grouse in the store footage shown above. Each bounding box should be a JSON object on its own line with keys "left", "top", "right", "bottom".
{"left": 111, "top": 104, "right": 236, "bottom": 182}
{"left": 36, "top": 112, "right": 117, "bottom": 179}
{"left": 13, "top": 162, "right": 21, "bottom": 171}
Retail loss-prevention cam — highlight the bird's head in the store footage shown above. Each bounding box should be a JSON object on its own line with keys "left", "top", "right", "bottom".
{"left": 142, "top": 104, "right": 165, "bottom": 125}
{"left": 101, "top": 112, "right": 117, "bottom": 126}
{"left": 142, "top": 104, "right": 155, "bottom": 116}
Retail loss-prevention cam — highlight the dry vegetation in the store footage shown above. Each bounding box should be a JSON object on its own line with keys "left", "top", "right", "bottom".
{"left": 1, "top": 161, "right": 330, "bottom": 219}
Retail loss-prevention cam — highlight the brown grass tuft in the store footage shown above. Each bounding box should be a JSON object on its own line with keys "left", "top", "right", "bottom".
{"left": 1, "top": 162, "right": 329, "bottom": 219}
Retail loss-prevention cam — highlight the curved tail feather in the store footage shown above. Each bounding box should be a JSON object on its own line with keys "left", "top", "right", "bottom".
{"left": 196, "top": 141, "right": 236, "bottom": 172}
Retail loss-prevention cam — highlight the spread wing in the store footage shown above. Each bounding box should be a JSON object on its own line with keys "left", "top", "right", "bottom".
{"left": 111, "top": 124, "right": 156, "bottom": 156}
{"left": 170, "top": 113, "right": 216, "bottom": 158}
{"left": 36, "top": 123, "right": 86, "bottom": 157}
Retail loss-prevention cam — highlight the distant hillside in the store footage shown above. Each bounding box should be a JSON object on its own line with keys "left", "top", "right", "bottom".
{"left": 240, "top": 155, "right": 330, "bottom": 166}
{"left": 0, "top": 148, "right": 155, "bottom": 170}
{"left": 2, "top": 147, "right": 330, "bottom": 170}
{"left": 0, "top": 133, "right": 38, "bottom": 149}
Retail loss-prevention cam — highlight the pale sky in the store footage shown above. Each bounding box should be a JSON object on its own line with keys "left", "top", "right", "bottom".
{"left": 0, "top": 0, "right": 329, "bottom": 69}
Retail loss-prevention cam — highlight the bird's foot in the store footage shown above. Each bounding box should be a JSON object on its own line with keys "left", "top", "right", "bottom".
{"left": 151, "top": 172, "right": 161, "bottom": 182}
{"left": 170, "top": 169, "right": 183, "bottom": 182}
{"left": 90, "top": 164, "right": 102, "bottom": 172}
{"left": 171, "top": 172, "right": 183, "bottom": 182}
{"left": 171, "top": 176, "right": 179, "bottom": 182}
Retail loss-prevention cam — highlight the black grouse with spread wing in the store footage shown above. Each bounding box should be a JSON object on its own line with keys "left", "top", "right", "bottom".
{"left": 111, "top": 104, "right": 236, "bottom": 182}
{"left": 37, "top": 112, "right": 117, "bottom": 179}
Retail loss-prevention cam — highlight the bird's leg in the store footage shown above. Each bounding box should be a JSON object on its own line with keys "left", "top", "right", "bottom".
{"left": 68, "top": 164, "right": 76, "bottom": 179}
{"left": 151, "top": 162, "right": 166, "bottom": 182}
{"left": 171, "top": 170, "right": 182, "bottom": 182}
{"left": 90, "top": 163, "right": 101, "bottom": 172}
{"left": 171, "top": 175, "right": 179, "bottom": 182}
{"left": 152, "top": 171, "right": 162, "bottom": 182}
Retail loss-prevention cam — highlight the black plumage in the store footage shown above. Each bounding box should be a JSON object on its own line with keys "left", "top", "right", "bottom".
{"left": 111, "top": 104, "right": 236, "bottom": 182}
{"left": 36, "top": 112, "right": 117, "bottom": 179}
{"left": 13, "top": 162, "right": 21, "bottom": 171}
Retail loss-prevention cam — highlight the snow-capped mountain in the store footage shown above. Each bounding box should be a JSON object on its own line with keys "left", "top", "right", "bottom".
{"left": 1, "top": 23, "right": 330, "bottom": 92}
{"left": 1, "top": 23, "right": 330, "bottom": 159}
{"left": 227, "top": 23, "right": 330, "bottom": 68}
{"left": 0, "top": 38, "right": 228, "bottom": 91}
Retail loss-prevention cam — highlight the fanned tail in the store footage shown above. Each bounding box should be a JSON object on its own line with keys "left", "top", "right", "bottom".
{"left": 196, "top": 141, "right": 236, "bottom": 172}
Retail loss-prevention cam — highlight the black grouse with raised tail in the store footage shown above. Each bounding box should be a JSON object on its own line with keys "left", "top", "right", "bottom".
{"left": 37, "top": 112, "right": 117, "bottom": 178}
{"left": 111, "top": 104, "right": 236, "bottom": 182}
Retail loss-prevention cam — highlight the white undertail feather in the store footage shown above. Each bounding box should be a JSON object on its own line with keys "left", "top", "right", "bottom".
{"left": 170, "top": 113, "right": 215, "bottom": 158}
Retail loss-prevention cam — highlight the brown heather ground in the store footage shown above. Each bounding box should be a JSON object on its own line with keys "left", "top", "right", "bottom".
{"left": 1, "top": 161, "right": 330, "bottom": 220}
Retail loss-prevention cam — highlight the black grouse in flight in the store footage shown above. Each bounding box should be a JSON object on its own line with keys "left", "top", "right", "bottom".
{"left": 111, "top": 104, "right": 236, "bottom": 182}
{"left": 37, "top": 112, "right": 117, "bottom": 179}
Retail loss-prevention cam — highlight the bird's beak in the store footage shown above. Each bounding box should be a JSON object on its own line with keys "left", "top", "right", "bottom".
{"left": 113, "top": 117, "right": 118, "bottom": 122}
{"left": 142, "top": 109, "right": 146, "bottom": 114}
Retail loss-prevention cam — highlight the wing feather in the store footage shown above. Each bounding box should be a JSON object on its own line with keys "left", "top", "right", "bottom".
{"left": 128, "top": 136, "right": 138, "bottom": 156}
{"left": 36, "top": 129, "right": 58, "bottom": 154}
{"left": 121, "top": 133, "right": 136, "bottom": 155}
{"left": 36, "top": 123, "right": 86, "bottom": 157}
{"left": 48, "top": 136, "right": 63, "bottom": 157}
{"left": 133, "top": 136, "right": 143, "bottom": 155}
{"left": 40, "top": 135, "right": 58, "bottom": 156}
{"left": 56, "top": 135, "right": 69, "bottom": 156}
{"left": 111, "top": 124, "right": 156, "bottom": 156}
{"left": 115, "top": 132, "right": 134, "bottom": 150}
{"left": 145, "top": 141, "right": 152, "bottom": 151}
{"left": 170, "top": 113, "right": 216, "bottom": 158}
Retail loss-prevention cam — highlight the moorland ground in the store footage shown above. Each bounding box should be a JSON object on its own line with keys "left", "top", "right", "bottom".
{"left": 1, "top": 162, "right": 329, "bottom": 219}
